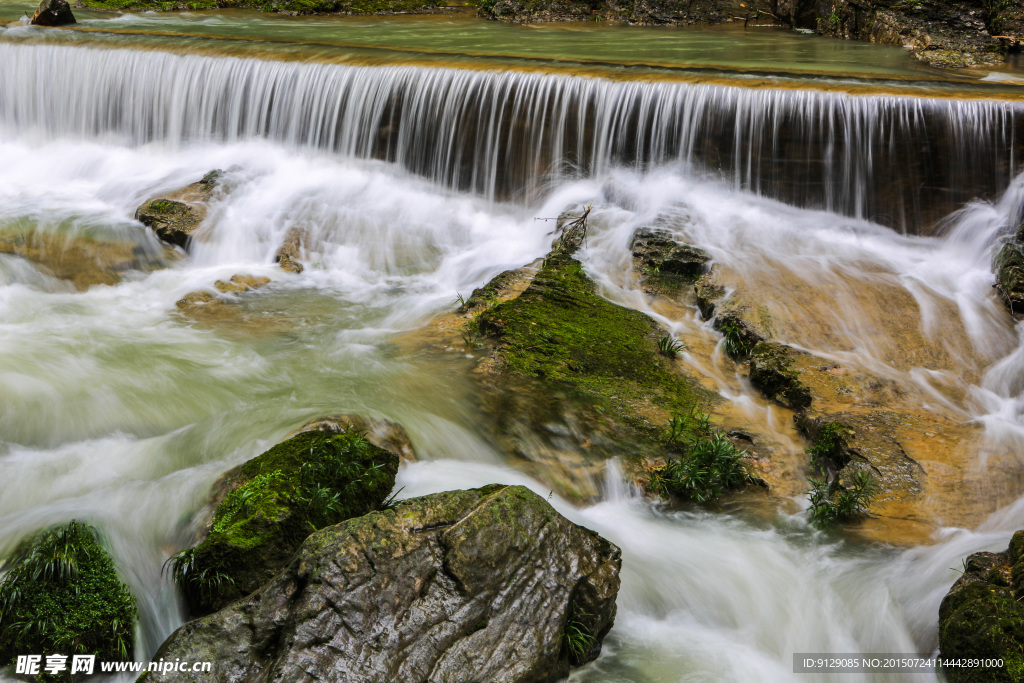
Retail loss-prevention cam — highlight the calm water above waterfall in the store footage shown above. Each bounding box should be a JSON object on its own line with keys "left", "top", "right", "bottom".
{"left": 1, "top": 8, "right": 1023, "bottom": 682}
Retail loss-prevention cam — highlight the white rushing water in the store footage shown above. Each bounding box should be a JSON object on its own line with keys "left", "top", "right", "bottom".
{"left": 1, "top": 39, "right": 1023, "bottom": 682}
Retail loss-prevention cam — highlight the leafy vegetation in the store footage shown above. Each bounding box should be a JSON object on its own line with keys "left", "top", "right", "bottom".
{"left": 0, "top": 522, "right": 137, "bottom": 669}
{"left": 562, "top": 606, "right": 596, "bottom": 664}
{"left": 718, "top": 317, "right": 756, "bottom": 359}
{"left": 657, "top": 335, "right": 685, "bottom": 358}
{"left": 806, "top": 421, "right": 851, "bottom": 472}
{"left": 651, "top": 409, "right": 750, "bottom": 504}
{"left": 806, "top": 470, "right": 877, "bottom": 527}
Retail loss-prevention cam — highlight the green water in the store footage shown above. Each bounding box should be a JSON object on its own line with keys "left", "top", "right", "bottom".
{"left": 5, "top": 5, "right": 1020, "bottom": 90}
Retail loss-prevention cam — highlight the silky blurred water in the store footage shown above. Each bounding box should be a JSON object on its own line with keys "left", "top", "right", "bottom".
{"left": 0, "top": 23, "right": 1022, "bottom": 683}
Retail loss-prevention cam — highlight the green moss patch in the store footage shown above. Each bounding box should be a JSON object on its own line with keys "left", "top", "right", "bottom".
{"left": 0, "top": 521, "right": 137, "bottom": 669}
{"left": 170, "top": 429, "right": 398, "bottom": 614}
{"left": 478, "top": 251, "right": 704, "bottom": 422}
{"left": 939, "top": 581, "right": 1024, "bottom": 682}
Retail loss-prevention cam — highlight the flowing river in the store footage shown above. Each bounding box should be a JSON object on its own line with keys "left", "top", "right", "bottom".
{"left": 1, "top": 8, "right": 1023, "bottom": 682}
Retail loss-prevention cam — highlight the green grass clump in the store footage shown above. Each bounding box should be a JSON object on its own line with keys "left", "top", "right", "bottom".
{"left": 169, "top": 429, "right": 398, "bottom": 614}
{"left": 651, "top": 430, "right": 749, "bottom": 504}
{"left": 657, "top": 335, "right": 685, "bottom": 358}
{"left": 718, "top": 316, "right": 756, "bottom": 359}
{"left": 562, "top": 607, "right": 596, "bottom": 665}
{"left": 807, "top": 421, "right": 851, "bottom": 472}
{"left": 0, "top": 522, "right": 137, "bottom": 668}
{"left": 805, "top": 470, "right": 876, "bottom": 527}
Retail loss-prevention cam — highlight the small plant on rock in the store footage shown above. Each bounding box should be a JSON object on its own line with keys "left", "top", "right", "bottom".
{"left": 657, "top": 335, "right": 685, "bottom": 358}
{"left": 652, "top": 432, "right": 749, "bottom": 503}
{"left": 719, "top": 318, "right": 754, "bottom": 359}
{"left": 561, "top": 606, "right": 595, "bottom": 663}
{"left": 806, "top": 470, "right": 877, "bottom": 527}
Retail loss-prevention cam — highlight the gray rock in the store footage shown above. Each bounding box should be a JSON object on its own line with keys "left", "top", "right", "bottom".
{"left": 153, "top": 485, "right": 620, "bottom": 683}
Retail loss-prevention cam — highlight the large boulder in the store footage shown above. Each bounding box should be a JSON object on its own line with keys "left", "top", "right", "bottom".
{"left": 0, "top": 521, "right": 137, "bottom": 668}
{"left": 30, "top": 0, "right": 75, "bottom": 26}
{"left": 136, "top": 170, "right": 222, "bottom": 250}
{"left": 153, "top": 484, "right": 620, "bottom": 682}
{"left": 169, "top": 428, "right": 399, "bottom": 615}
{"left": 938, "top": 530, "right": 1024, "bottom": 682}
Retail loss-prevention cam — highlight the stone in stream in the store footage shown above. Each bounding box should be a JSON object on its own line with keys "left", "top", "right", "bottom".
{"left": 469, "top": 205, "right": 723, "bottom": 501}
{"left": 30, "top": 0, "right": 76, "bottom": 26}
{"left": 0, "top": 521, "right": 137, "bottom": 668}
{"left": 0, "top": 230, "right": 176, "bottom": 290}
{"left": 275, "top": 226, "right": 306, "bottom": 274}
{"left": 995, "top": 224, "right": 1024, "bottom": 319}
{"left": 630, "top": 226, "right": 711, "bottom": 296}
{"left": 136, "top": 170, "right": 222, "bottom": 250}
{"left": 168, "top": 427, "right": 399, "bottom": 615}
{"left": 153, "top": 484, "right": 621, "bottom": 683}
{"left": 938, "top": 529, "right": 1024, "bottom": 682}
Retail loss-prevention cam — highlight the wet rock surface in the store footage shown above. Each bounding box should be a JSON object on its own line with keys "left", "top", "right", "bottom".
{"left": 136, "top": 170, "right": 222, "bottom": 250}
{"left": 30, "top": 0, "right": 76, "bottom": 25}
{"left": 154, "top": 484, "right": 621, "bottom": 683}
{"left": 938, "top": 530, "right": 1024, "bottom": 682}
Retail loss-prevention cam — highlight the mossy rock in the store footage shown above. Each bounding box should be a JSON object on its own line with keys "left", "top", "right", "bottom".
{"left": 171, "top": 429, "right": 398, "bottom": 615}
{"left": 748, "top": 342, "right": 812, "bottom": 410}
{"left": 630, "top": 227, "right": 710, "bottom": 294}
{"left": 0, "top": 521, "right": 137, "bottom": 670}
{"left": 995, "top": 238, "right": 1024, "bottom": 318}
{"left": 478, "top": 250, "right": 705, "bottom": 425}
{"left": 939, "top": 542, "right": 1024, "bottom": 682}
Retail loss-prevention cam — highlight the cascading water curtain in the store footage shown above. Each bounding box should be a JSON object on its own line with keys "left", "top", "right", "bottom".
{"left": 0, "top": 42, "right": 1021, "bottom": 231}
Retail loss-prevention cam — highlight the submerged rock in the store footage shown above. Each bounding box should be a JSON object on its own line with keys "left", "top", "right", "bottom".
{"left": 169, "top": 428, "right": 399, "bottom": 615}
{"left": 938, "top": 530, "right": 1024, "bottom": 682}
{"left": 0, "top": 230, "right": 174, "bottom": 290}
{"left": 136, "top": 170, "right": 222, "bottom": 250}
{"left": 213, "top": 273, "right": 270, "bottom": 294}
{"left": 154, "top": 484, "right": 621, "bottom": 682}
{"left": 275, "top": 226, "right": 306, "bottom": 274}
{"left": 0, "top": 521, "right": 137, "bottom": 667}
{"left": 30, "top": 0, "right": 76, "bottom": 25}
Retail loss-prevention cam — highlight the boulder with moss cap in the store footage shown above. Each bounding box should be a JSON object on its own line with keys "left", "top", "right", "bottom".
{"left": 151, "top": 484, "right": 620, "bottom": 682}
{"left": 169, "top": 427, "right": 399, "bottom": 615}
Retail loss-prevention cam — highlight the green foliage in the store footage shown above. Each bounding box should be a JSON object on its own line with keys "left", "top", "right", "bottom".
{"left": 806, "top": 470, "right": 877, "bottom": 527}
{"left": 719, "top": 317, "right": 755, "bottom": 359}
{"left": 0, "top": 522, "right": 137, "bottom": 668}
{"left": 460, "top": 317, "right": 485, "bottom": 350}
{"left": 651, "top": 431, "right": 749, "bottom": 503}
{"left": 665, "top": 407, "right": 712, "bottom": 446}
{"left": 807, "top": 421, "right": 849, "bottom": 471}
{"left": 165, "top": 546, "right": 235, "bottom": 609}
{"left": 562, "top": 607, "right": 595, "bottom": 664}
{"left": 657, "top": 335, "right": 685, "bottom": 358}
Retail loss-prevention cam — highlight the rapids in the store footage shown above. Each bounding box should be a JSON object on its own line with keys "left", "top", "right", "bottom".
{"left": 0, "top": 13, "right": 1023, "bottom": 683}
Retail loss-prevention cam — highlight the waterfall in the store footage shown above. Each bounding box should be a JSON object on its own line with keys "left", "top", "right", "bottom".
{"left": 1, "top": 42, "right": 1021, "bottom": 232}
